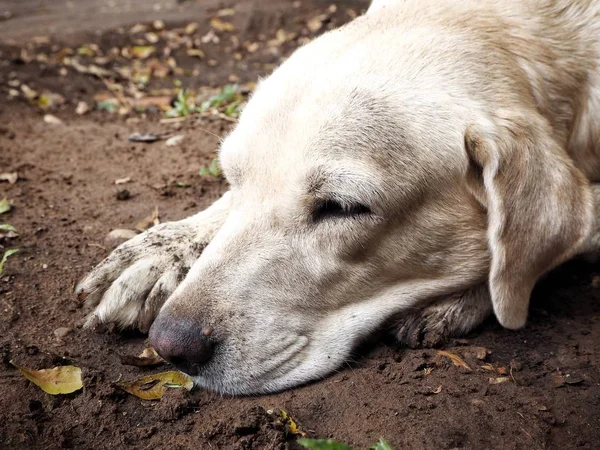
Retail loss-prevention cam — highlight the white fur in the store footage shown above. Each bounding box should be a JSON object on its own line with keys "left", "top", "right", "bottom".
{"left": 78, "top": 0, "right": 600, "bottom": 394}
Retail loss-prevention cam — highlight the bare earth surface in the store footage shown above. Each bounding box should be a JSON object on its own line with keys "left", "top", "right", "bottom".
{"left": 1, "top": 1, "right": 599, "bottom": 449}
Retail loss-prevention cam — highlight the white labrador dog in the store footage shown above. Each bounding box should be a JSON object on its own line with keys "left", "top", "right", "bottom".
{"left": 77, "top": 0, "right": 600, "bottom": 394}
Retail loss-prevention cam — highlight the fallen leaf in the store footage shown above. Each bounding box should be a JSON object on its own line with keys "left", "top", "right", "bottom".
{"left": 135, "top": 206, "right": 160, "bottom": 232}
{"left": 210, "top": 17, "right": 234, "bottom": 32}
{"left": 0, "top": 249, "right": 19, "bottom": 274}
{"left": 186, "top": 48, "right": 205, "bottom": 59}
{"left": 165, "top": 135, "right": 184, "bottom": 147}
{"left": 131, "top": 45, "right": 155, "bottom": 59}
{"left": 130, "top": 23, "right": 148, "bottom": 34}
{"left": 0, "top": 197, "right": 11, "bottom": 214}
{"left": 128, "top": 132, "right": 160, "bottom": 143}
{"left": 565, "top": 374, "right": 584, "bottom": 385}
{"left": 11, "top": 361, "right": 83, "bottom": 395}
{"left": 116, "top": 371, "right": 193, "bottom": 400}
{"left": 120, "top": 347, "right": 165, "bottom": 367}
{"left": 432, "top": 385, "right": 442, "bottom": 394}
{"left": 43, "top": 114, "right": 63, "bottom": 125}
{"left": 280, "top": 409, "right": 307, "bottom": 437}
{"left": 217, "top": 8, "right": 235, "bottom": 17}
{"left": 115, "top": 177, "right": 131, "bottom": 185}
{"left": 496, "top": 366, "right": 508, "bottom": 375}
{"left": 489, "top": 376, "right": 511, "bottom": 385}
{"left": 437, "top": 350, "right": 472, "bottom": 371}
{"left": 0, "top": 172, "right": 18, "bottom": 184}
{"left": 185, "top": 22, "right": 199, "bottom": 35}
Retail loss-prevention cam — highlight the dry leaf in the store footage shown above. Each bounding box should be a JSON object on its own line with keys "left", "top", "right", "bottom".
{"left": 185, "top": 22, "right": 199, "bottom": 35}
{"left": 116, "top": 371, "right": 193, "bottom": 400}
{"left": 480, "top": 363, "right": 496, "bottom": 372}
{"left": 187, "top": 48, "right": 205, "bottom": 59}
{"left": 280, "top": 409, "right": 307, "bottom": 437}
{"left": 120, "top": 347, "right": 165, "bottom": 367}
{"left": 135, "top": 206, "right": 160, "bottom": 231}
{"left": 217, "top": 8, "right": 235, "bottom": 17}
{"left": 437, "top": 350, "right": 472, "bottom": 371}
{"left": 131, "top": 46, "right": 156, "bottom": 59}
{"left": 165, "top": 135, "right": 184, "bottom": 147}
{"left": 432, "top": 385, "right": 442, "bottom": 394}
{"left": 0, "top": 172, "right": 18, "bottom": 184}
{"left": 11, "top": 361, "right": 83, "bottom": 395}
{"left": 496, "top": 366, "right": 508, "bottom": 375}
{"left": 210, "top": 17, "right": 234, "bottom": 32}
{"left": 115, "top": 177, "right": 131, "bottom": 185}
{"left": 489, "top": 376, "right": 511, "bottom": 385}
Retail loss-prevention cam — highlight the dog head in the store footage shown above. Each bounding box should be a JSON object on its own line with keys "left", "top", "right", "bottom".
{"left": 149, "top": 16, "right": 592, "bottom": 394}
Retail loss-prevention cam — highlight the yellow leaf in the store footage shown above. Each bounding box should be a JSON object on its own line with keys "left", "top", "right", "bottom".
{"left": 210, "top": 17, "right": 234, "bottom": 32}
{"left": 116, "top": 371, "right": 193, "bottom": 400}
{"left": 11, "top": 361, "right": 83, "bottom": 395}
{"left": 280, "top": 409, "right": 307, "bottom": 437}
{"left": 437, "top": 350, "right": 472, "bottom": 371}
{"left": 131, "top": 46, "right": 155, "bottom": 59}
{"left": 489, "top": 376, "right": 511, "bottom": 385}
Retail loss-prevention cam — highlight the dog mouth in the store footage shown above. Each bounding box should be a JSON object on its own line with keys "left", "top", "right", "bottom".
{"left": 187, "top": 335, "right": 310, "bottom": 394}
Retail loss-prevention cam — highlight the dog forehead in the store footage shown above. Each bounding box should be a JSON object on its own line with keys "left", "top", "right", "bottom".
{"left": 220, "top": 83, "right": 415, "bottom": 176}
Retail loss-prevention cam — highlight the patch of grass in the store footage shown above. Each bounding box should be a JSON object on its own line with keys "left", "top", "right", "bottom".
{"left": 200, "top": 84, "right": 242, "bottom": 117}
{"left": 199, "top": 158, "right": 221, "bottom": 178}
{"left": 165, "top": 89, "right": 195, "bottom": 118}
{"left": 298, "top": 438, "right": 392, "bottom": 450}
{"left": 0, "top": 249, "right": 19, "bottom": 275}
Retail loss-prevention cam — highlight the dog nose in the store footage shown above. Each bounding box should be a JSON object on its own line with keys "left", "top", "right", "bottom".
{"left": 148, "top": 314, "right": 214, "bottom": 376}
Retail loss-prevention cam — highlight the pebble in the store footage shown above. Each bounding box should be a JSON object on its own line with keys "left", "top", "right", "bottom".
{"left": 43, "top": 114, "right": 63, "bottom": 125}
{"left": 54, "top": 327, "right": 73, "bottom": 339}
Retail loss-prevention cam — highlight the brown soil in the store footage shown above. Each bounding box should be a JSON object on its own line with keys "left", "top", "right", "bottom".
{"left": 1, "top": 1, "right": 599, "bottom": 449}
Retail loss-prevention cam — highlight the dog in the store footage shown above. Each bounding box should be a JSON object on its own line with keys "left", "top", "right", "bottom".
{"left": 76, "top": 0, "right": 600, "bottom": 394}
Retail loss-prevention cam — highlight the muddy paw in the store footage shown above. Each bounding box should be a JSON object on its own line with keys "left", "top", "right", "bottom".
{"left": 76, "top": 221, "right": 207, "bottom": 332}
{"left": 394, "top": 284, "right": 492, "bottom": 348}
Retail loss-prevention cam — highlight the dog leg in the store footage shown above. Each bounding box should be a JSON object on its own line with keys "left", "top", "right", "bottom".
{"left": 394, "top": 284, "right": 492, "bottom": 348}
{"left": 76, "top": 192, "right": 232, "bottom": 332}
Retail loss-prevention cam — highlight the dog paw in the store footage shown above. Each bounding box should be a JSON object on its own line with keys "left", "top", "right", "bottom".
{"left": 76, "top": 221, "right": 206, "bottom": 332}
{"left": 394, "top": 284, "right": 492, "bottom": 348}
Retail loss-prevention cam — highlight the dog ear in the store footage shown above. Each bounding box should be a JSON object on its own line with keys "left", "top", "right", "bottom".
{"left": 464, "top": 114, "right": 592, "bottom": 329}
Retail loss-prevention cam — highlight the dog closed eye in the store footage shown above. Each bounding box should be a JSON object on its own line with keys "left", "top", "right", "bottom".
{"left": 312, "top": 199, "right": 371, "bottom": 221}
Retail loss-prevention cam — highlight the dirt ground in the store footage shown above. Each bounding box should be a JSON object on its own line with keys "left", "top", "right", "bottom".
{"left": 1, "top": 1, "right": 599, "bottom": 449}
